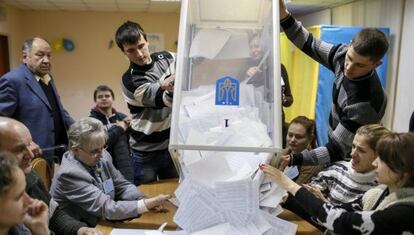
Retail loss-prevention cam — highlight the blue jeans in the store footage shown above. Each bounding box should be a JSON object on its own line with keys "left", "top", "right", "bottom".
{"left": 131, "top": 149, "right": 178, "bottom": 185}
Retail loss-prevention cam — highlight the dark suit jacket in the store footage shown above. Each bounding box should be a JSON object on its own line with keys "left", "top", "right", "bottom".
{"left": 0, "top": 64, "right": 74, "bottom": 158}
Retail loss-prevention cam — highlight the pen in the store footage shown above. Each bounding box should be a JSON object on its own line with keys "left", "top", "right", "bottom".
{"left": 41, "top": 144, "right": 67, "bottom": 152}
{"left": 158, "top": 222, "right": 168, "bottom": 232}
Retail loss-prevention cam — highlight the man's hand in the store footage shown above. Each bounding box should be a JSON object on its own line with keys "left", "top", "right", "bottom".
{"left": 280, "top": 0, "right": 290, "bottom": 20}
{"left": 77, "top": 227, "right": 104, "bottom": 235}
{"left": 24, "top": 199, "right": 50, "bottom": 235}
{"left": 278, "top": 154, "right": 291, "bottom": 171}
{"left": 115, "top": 120, "right": 129, "bottom": 131}
{"left": 122, "top": 116, "right": 132, "bottom": 125}
{"left": 144, "top": 194, "right": 171, "bottom": 212}
{"left": 30, "top": 141, "right": 42, "bottom": 158}
{"left": 160, "top": 75, "right": 175, "bottom": 93}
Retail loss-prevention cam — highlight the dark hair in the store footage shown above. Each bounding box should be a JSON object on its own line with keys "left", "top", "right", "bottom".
{"left": 0, "top": 151, "right": 18, "bottom": 197}
{"left": 115, "top": 21, "right": 147, "bottom": 51}
{"left": 351, "top": 28, "right": 389, "bottom": 62}
{"left": 289, "top": 116, "right": 316, "bottom": 148}
{"left": 93, "top": 85, "right": 115, "bottom": 101}
{"left": 376, "top": 132, "right": 414, "bottom": 187}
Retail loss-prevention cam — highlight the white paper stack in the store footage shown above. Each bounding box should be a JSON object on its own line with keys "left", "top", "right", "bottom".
{"left": 172, "top": 84, "right": 296, "bottom": 234}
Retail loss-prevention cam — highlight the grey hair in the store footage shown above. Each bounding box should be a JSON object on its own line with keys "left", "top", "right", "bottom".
{"left": 67, "top": 117, "right": 108, "bottom": 148}
{"left": 22, "top": 38, "right": 35, "bottom": 55}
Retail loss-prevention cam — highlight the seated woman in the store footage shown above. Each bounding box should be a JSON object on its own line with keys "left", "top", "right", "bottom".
{"left": 281, "top": 116, "right": 321, "bottom": 185}
{"left": 0, "top": 151, "right": 49, "bottom": 235}
{"left": 261, "top": 132, "right": 414, "bottom": 234}
{"left": 50, "top": 117, "right": 170, "bottom": 227}
{"left": 306, "top": 124, "right": 390, "bottom": 205}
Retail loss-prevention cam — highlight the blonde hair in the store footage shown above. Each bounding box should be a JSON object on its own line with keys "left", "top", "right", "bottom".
{"left": 356, "top": 124, "right": 390, "bottom": 150}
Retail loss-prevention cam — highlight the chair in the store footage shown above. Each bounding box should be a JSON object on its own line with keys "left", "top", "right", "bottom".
{"left": 31, "top": 157, "right": 53, "bottom": 191}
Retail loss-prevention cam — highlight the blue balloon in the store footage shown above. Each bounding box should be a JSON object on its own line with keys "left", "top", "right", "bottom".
{"left": 63, "top": 38, "right": 75, "bottom": 52}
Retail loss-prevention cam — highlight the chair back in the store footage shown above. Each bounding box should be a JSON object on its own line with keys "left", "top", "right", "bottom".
{"left": 31, "top": 157, "right": 53, "bottom": 191}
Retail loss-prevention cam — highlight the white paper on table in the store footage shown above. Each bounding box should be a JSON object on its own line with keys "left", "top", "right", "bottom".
{"left": 174, "top": 178, "right": 199, "bottom": 201}
{"left": 260, "top": 210, "right": 297, "bottom": 235}
{"left": 259, "top": 181, "right": 287, "bottom": 208}
{"left": 191, "top": 223, "right": 231, "bottom": 235}
{"left": 189, "top": 29, "right": 231, "bottom": 59}
{"left": 213, "top": 178, "right": 258, "bottom": 214}
{"left": 227, "top": 222, "right": 262, "bottom": 235}
{"left": 173, "top": 192, "right": 226, "bottom": 233}
{"left": 260, "top": 205, "right": 284, "bottom": 217}
{"left": 253, "top": 213, "right": 273, "bottom": 234}
{"left": 110, "top": 229, "right": 188, "bottom": 235}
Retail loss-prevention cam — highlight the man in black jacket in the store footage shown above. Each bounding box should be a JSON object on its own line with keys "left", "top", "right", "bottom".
{"left": 0, "top": 117, "right": 102, "bottom": 235}
{"left": 89, "top": 85, "right": 134, "bottom": 182}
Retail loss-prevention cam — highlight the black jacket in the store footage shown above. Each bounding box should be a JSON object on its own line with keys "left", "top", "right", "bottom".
{"left": 89, "top": 107, "right": 134, "bottom": 182}
{"left": 26, "top": 171, "right": 86, "bottom": 235}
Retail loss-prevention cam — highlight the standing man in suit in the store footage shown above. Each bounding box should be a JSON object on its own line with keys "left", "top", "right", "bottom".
{"left": 0, "top": 37, "right": 74, "bottom": 164}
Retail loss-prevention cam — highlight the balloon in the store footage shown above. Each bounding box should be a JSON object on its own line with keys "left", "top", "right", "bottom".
{"left": 63, "top": 38, "right": 75, "bottom": 52}
{"left": 53, "top": 38, "right": 63, "bottom": 52}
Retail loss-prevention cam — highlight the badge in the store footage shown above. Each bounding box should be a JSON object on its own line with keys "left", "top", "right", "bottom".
{"left": 102, "top": 178, "right": 114, "bottom": 194}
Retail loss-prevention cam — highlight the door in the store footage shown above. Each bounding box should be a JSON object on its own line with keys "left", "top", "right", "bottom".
{"left": 0, "top": 35, "right": 10, "bottom": 76}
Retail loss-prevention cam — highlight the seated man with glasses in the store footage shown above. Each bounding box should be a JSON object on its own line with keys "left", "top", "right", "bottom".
{"left": 50, "top": 117, "right": 171, "bottom": 227}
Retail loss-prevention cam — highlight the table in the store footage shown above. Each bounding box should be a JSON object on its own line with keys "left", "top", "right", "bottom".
{"left": 96, "top": 178, "right": 323, "bottom": 235}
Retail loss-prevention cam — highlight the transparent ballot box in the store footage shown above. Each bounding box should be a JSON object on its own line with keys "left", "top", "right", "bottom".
{"left": 170, "top": 0, "right": 282, "bottom": 176}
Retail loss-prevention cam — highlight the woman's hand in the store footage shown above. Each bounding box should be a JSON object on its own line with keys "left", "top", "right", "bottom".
{"left": 246, "top": 66, "right": 259, "bottom": 78}
{"left": 260, "top": 164, "right": 301, "bottom": 195}
{"left": 144, "top": 194, "right": 171, "bottom": 212}
{"left": 278, "top": 154, "right": 291, "bottom": 171}
{"left": 303, "top": 184, "right": 328, "bottom": 203}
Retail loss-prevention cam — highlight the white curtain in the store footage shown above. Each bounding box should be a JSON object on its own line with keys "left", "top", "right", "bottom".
{"left": 393, "top": 0, "right": 414, "bottom": 131}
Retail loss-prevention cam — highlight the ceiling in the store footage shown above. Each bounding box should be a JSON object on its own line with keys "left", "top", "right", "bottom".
{"left": 2, "top": 0, "right": 355, "bottom": 15}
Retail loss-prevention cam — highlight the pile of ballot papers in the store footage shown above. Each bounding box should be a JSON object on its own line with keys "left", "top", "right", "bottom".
{"left": 173, "top": 156, "right": 297, "bottom": 235}
{"left": 171, "top": 84, "right": 297, "bottom": 235}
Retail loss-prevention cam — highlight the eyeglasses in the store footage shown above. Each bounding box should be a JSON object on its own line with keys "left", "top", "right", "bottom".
{"left": 77, "top": 145, "right": 107, "bottom": 157}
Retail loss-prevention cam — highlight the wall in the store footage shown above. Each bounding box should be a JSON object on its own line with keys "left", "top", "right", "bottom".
{"left": 393, "top": 0, "right": 414, "bottom": 131}
{"left": 0, "top": 3, "right": 22, "bottom": 68}
{"left": 297, "top": 8, "right": 331, "bottom": 27}
{"left": 18, "top": 10, "right": 180, "bottom": 120}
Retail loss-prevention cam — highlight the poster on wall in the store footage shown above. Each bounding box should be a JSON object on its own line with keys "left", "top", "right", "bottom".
{"left": 147, "top": 33, "right": 165, "bottom": 53}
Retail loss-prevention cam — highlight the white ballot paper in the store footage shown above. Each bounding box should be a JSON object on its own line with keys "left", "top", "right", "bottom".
{"left": 173, "top": 83, "right": 296, "bottom": 234}
{"left": 110, "top": 229, "right": 187, "bottom": 235}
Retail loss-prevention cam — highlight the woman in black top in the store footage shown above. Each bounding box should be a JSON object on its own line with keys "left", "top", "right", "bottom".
{"left": 261, "top": 132, "right": 414, "bottom": 235}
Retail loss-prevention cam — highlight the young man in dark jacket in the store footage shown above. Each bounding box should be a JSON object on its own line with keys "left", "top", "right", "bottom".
{"left": 89, "top": 85, "right": 134, "bottom": 182}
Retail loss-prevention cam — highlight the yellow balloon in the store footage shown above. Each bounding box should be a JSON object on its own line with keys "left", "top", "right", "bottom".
{"left": 53, "top": 38, "right": 64, "bottom": 52}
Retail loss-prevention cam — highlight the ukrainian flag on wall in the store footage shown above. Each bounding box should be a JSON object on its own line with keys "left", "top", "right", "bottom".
{"left": 281, "top": 25, "right": 389, "bottom": 146}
